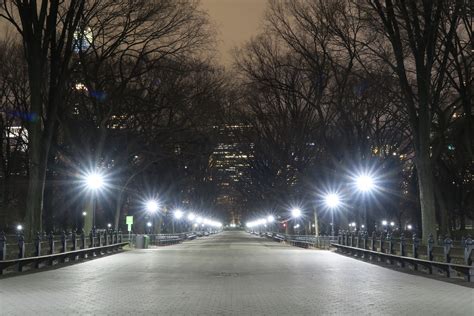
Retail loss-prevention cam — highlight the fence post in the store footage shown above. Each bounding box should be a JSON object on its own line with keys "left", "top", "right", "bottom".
{"left": 412, "top": 233, "right": 419, "bottom": 271}
{"left": 427, "top": 233, "right": 434, "bottom": 261}
{"left": 400, "top": 233, "right": 406, "bottom": 256}
{"left": 464, "top": 235, "right": 473, "bottom": 266}
{"left": 61, "top": 231, "right": 67, "bottom": 253}
{"left": 119, "top": 230, "right": 123, "bottom": 243}
{"left": 379, "top": 232, "right": 384, "bottom": 254}
{"left": 49, "top": 231, "right": 55, "bottom": 255}
{"left": 17, "top": 233, "right": 25, "bottom": 271}
{"left": 89, "top": 230, "right": 94, "bottom": 248}
{"left": 18, "top": 233, "right": 25, "bottom": 259}
{"left": 386, "top": 232, "right": 393, "bottom": 264}
{"left": 370, "top": 231, "right": 376, "bottom": 251}
{"left": 72, "top": 230, "right": 77, "bottom": 251}
{"left": 98, "top": 231, "right": 102, "bottom": 247}
{"left": 80, "top": 229, "right": 86, "bottom": 249}
{"left": 0, "top": 231, "right": 5, "bottom": 275}
{"left": 427, "top": 233, "right": 434, "bottom": 274}
{"left": 349, "top": 232, "right": 353, "bottom": 247}
{"left": 35, "top": 232, "right": 42, "bottom": 258}
{"left": 104, "top": 229, "right": 109, "bottom": 246}
{"left": 345, "top": 231, "right": 349, "bottom": 246}
{"left": 399, "top": 233, "right": 406, "bottom": 267}
{"left": 362, "top": 231, "right": 368, "bottom": 250}
{"left": 1, "top": 231, "right": 7, "bottom": 261}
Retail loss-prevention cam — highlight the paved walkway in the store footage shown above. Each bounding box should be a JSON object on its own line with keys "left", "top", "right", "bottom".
{"left": 0, "top": 231, "right": 472, "bottom": 315}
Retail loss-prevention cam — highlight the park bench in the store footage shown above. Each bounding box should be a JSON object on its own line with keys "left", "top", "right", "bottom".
{"left": 155, "top": 235, "right": 183, "bottom": 246}
{"left": 332, "top": 232, "right": 473, "bottom": 282}
{"left": 0, "top": 242, "right": 128, "bottom": 274}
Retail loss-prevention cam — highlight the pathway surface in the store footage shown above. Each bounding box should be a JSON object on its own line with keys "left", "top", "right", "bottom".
{"left": 0, "top": 231, "right": 472, "bottom": 315}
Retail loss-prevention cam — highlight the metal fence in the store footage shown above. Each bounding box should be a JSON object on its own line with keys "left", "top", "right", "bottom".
{"left": 0, "top": 230, "right": 127, "bottom": 274}
{"left": 333, "top": 231, "right": 473, "bottom": 281}
{"left": 251, "top": 231, "right": 334, "bottom": 249}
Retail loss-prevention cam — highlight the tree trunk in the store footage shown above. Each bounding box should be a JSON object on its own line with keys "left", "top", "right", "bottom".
{"left": 434, "top": 182, "right": 450, "bottom": 237}
{"left": 415, "top": 154, "right": 437, "bottom": 243}
{"left": 25, "top": 66, "right": 45, "bottom": 239}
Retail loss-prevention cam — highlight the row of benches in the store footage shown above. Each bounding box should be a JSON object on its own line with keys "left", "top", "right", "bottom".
{"left": 332, "top": 243, "right": 474, "bottom": 282}
{"left": 0, "top": 242, "right": 128, "bottom": 275}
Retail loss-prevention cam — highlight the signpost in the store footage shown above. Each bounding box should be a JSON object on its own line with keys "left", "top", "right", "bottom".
{"left": 126, "top": 216, "right": 133, "bottom": 245}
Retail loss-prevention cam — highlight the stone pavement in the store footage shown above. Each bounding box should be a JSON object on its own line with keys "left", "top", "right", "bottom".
{"left": 0, "top": 231, "right": 472, "bottom": 315}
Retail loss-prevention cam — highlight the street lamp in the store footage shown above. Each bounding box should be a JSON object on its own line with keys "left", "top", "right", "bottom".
{"left": 324, "top": 193, "right": 341, "bottom": 237}
{"left": 145, "top": 200, "right": 159, "bottom": 214}
{"left": 146, "top": 221, "right": 152, "bottom": 234}
{"left": 407, "top": 224, "right": 412, "bottom": 230}
{"left": 85, "top": 172, "right": 105, "bottom": 190}
{"left": 173, "top": 209, "right": 184, "bottom": 233}
{"left": 291, "top": 208, "right": 302, "bottom": 218}
{"left": 82, "top": 171, "right": 106, "bottom": 232}
{"left": 17, "top": 224, "right": 23, "bottom": 231}
{"left": 355, "top": 173, "right": 375, "bottom": 232}
{"left": 174, "top": 209, "right": 184, "bottom": 219}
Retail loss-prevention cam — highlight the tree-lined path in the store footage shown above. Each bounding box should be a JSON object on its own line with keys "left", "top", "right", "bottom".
{"left": 0, "top": 231, "right": 472, "bottom": 315}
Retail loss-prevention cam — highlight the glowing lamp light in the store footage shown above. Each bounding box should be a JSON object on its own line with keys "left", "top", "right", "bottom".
{"left": 82, "top": 212, "right": 87, "bottom": 216}
{"left": 146, "top": 222, "right": 152, "bottom": 227}
{"left": 382, "top": 220, "right": 388, "bottom": 226}
{"left": 17, "top": 224, "right": 23, "bottom": 231}
{"left": 146, "top": 200, "right": 159, "bottom": 213}
{"left": 174, "top": 209, "right": 184, "bottom": 219}
{"left": 407, "top": 224, "right": 413, "bottom": 230}
{"left": 188, "top": 213, "right": 196, "bottom": 221}
{"left": 107, "top": 223, "right": 112, "bottom": 228}
{"left": 390, "top": 221, "right": 395, "bottom": 227}
{"left": 84, "top": 172, "right": 105, "bottom": 190}
{"left": 355, "top": 174, "right": 375, "bottom": 192}
{"left": 291, "top": 208, "right": 302, "bottom": 218}
{"left": 325, "top": 193, "right": 341, "bottom": 208}
{"left": 267, "top": 215, "right": 275, "bottom": 223}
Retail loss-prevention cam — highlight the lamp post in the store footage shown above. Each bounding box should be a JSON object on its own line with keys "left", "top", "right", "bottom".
{"left": 291, "top": 208, "right": 302, "bottom": 235}
{"left": 173, "top": 209, "right": 183, "bottom": 233}
{"left": 82, "top": 171, "right": 105, "bottom": 234}
{"left": 355, "top": 174, "right": 375, "bottom": 232}
{"left": 267, "top": 215, "right": 275, "bottom": 233}
{"left": 324, "top": 193, "right": 341, "bottom": 237}
{"left": 145, "top": 199, "right": 159, "bottom": 234}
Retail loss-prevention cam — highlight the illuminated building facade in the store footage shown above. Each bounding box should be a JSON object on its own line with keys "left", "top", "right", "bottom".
{"left": 209, "top": 124, "right": 253, "bottom": 226}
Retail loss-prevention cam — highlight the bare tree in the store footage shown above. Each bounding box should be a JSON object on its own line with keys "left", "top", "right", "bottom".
{"left": 0, "top": 0, "right": 212, "bottom": 237}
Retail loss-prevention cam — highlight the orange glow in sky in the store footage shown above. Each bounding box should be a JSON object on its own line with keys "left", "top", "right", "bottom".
{"left": 200, "top": 0, "right": 267, "bottom": 66}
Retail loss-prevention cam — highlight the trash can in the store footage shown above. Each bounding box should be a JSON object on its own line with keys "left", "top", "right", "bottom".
{"left": 135, "top": 235, "right": 144, "bottom": 248}
{"left": 143, "top": 235, "right": 150, "bottom": 249}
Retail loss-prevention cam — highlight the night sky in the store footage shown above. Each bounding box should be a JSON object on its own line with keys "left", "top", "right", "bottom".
{"left": 200, "top": 0, "right": 266, "bottom": 66}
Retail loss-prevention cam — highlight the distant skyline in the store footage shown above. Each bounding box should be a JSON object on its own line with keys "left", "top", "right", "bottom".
{"left": 200, "top": 0, "right": 267, "bottom": 66}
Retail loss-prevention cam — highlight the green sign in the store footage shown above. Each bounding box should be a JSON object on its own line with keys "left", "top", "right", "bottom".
{"left": 126, "top": 216, "right": 133, "bottom": 232}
